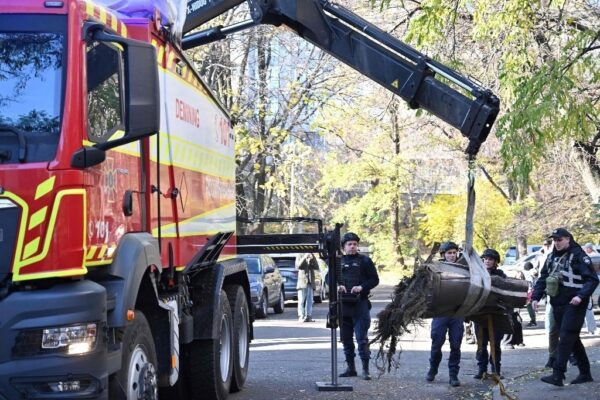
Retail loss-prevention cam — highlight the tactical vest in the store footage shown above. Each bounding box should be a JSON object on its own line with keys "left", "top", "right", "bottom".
{"left": 547, "top": 253, "right": 584, "bottom": 290}
{"left": 341, "top": 255, "right": 363, "bottom": 291}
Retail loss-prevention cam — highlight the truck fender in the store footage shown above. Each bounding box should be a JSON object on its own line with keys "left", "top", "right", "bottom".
{"left": 101, "top": 233, "right": 162, "bottom": 327}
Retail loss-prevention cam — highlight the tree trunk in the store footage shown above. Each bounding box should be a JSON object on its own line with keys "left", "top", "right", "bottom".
{"left": 571, "top": 141, "right": 600, "bottom": 204}
{"left": 508, "top": 178, "right": 529, "bottom": 257}
{"left": 389, "top": 99, "right": 405, "bottom": 267}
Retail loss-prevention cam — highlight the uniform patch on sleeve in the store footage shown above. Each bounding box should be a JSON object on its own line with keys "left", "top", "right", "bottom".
{"left": 584, "top": 256, "right": 591, "bottom": 264}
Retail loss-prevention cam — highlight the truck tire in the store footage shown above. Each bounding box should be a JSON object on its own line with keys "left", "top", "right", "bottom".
{"left": 255, "top": 290, "right": 268, "bottom": 319}
{"left": 187, "top": 289, "right": 233, "bottom": 400}
{"left": 114, "top": 310, "right": 158, "bottom": 400}
{"left": 273, "top": 288, "right": 285, "bottom": 314}
{"left": 225, "top": 285, "right": 250, "bottom": 392}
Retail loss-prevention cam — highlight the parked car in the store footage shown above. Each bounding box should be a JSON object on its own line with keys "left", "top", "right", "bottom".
{"left": 271, "top": 253, "right": 327, "bottom": 303}
{"left": 500, "top": 252, "right": 542, "bottom": 278}
{"left": 504, "top": 245, "right": 543, "bottom": 265}
{"left": 241, "top": 255, "right": 286, "bottom": 318}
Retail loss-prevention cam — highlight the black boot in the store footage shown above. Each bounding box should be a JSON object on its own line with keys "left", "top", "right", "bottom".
{"left": 449, "top": 373, "right": 461, "bottom": 387}
{"left": 339, "top": 360, "right": 357, "bottom": 377}
{"left": 544, "top": 356, "right": 555, "bottom": 369}
{"left": 425, "top": 366, "right": 437, "bottom": 382}
{"left": 473, "top": 369, "right": 486, "bottom": 379}
{"left": 571, "top": 373, "right": 594, "bottom": 384}
{"left": 361, "top": 359, "right": 371, "bottom": 381}
{"left": 491, "top": 365, "right": 504, "bottom": 379}
{"left": 541, "top": 370, "right": 564, "bottom": 387}
{"left": 568, "top": 354, "right": 578, "bottom": 367}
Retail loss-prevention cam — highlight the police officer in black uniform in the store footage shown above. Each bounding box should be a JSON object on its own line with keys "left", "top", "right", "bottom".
{"left": 532, "top": 228, "right": 599, "bottom": 386}
{"left": 337, "top": 232, "right": 379, "bottom": 380}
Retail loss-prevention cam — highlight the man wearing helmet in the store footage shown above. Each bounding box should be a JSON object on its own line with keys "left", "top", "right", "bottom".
{"left": 426, "top": 241, "right": 464, "bottom": 387}
{"left": 337, "top": 232, "right": 379, "bottom": 380}
{"left": 473, "top": 248, "right": 507, "bottom": 379}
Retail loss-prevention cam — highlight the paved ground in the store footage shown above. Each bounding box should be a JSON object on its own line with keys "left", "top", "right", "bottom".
{"left": 230, "top": 283, "right": 600, "bottom": 400}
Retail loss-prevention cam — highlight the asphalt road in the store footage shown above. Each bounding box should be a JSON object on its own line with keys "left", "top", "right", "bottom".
{"left": 229, "top": 283, "right": 600, "bottom": 400}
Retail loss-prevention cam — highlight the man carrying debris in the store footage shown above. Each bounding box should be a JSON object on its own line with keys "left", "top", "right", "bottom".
{"left": 532, "top": 228, "right": 599, "bottom": 386}
{"left": 338, "top": 232, "right": 379, "bottom": 381}
{"left": 426, "top": 241, "right": 464, "bottom": 387}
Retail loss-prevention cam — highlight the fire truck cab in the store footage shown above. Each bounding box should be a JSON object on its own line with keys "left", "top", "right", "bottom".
{"left": 0, "top": 1, "right": 248, "bottom": 399}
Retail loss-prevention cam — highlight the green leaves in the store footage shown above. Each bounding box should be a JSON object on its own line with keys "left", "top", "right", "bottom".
{"left": 417, "top": 179, "right": 513, "bottom": 252}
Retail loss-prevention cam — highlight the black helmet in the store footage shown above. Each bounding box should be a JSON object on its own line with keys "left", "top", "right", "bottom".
{"left": 341, "top": 232, "right": 360, "bottom": 246}
{"left": 481, "top": 248, "right": 500, "bottom": 263}
{"left": 439, "top": 241, "right": 459, "bottom": 255}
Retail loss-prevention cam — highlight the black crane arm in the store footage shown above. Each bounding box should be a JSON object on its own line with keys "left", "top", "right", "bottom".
{"left": 183, "top": 0, "right": 500, "bottom": 155}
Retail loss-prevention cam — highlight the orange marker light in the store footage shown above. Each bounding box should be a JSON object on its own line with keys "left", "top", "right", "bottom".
{"left": 127, "top": 310, "right": 135, "bottom": 321}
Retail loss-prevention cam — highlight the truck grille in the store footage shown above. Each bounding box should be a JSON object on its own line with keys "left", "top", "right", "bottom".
{"left": 0, "top": 199, "right": 19, "bottom": 281}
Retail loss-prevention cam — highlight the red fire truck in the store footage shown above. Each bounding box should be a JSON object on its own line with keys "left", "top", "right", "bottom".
{"left": 0, "top": 0, "right": 499, "bottom": 399}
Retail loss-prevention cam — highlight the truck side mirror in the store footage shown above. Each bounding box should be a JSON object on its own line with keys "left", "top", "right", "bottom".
{"left": 70, "top": 146, "right": 106, "bottom": 169}
{"left": 73, "top": 22, "right": 159, "bottom": 168}
{"left": 120, "top": 37, "right": 160, "bottom": 139}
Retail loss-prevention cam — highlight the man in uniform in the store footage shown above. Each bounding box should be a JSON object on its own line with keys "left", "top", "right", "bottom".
{"left": 532, "top": 228, "right": 599, "bottom": 386}
{"left": 337, "top": 232, "right": 379, "bottom": 380}
{"left": 426, "top": 241, "right": 464, "bottom": 387}
{"left": 474, "top": 249, "right": 507, "bottom": 379}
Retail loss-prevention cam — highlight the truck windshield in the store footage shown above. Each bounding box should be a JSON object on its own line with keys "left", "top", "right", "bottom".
{"left": 0, "top": 15, "right": 65, "bottom": 163}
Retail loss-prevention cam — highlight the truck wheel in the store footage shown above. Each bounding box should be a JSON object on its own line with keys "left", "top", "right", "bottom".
{"left": 115, "top": 311, "right": 158, "bottom": 400}
{"left": 273, "top": 288, "right": 285, "bottom": 314}
{"left": 225, "top": 285, "right": 250, "bottom": 392}
{"left": 187, "top": 290, "right": 233, "bottom": 400}
{"left": 256, "top": 291, "right": 268, "bottom": 318}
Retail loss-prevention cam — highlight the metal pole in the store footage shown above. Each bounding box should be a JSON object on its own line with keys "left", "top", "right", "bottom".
{"left": 316, "top": 225, "right": 352, "bottom": 391}
{"left": 331, "top": 322, "right": 338, "bottom": 384}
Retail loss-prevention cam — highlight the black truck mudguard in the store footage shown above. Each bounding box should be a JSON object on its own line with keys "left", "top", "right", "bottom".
{"left": 0, "top": 280, "right": 108, "bottom": 399}
{"left": 100, "top": 232, "right": 162, "bottom": 328}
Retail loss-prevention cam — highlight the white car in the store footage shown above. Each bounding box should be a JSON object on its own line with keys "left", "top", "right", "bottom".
{"left": 500, "top": 252, "right": 542, "bottom": 279}
{"left": 504, "top": 245, "right": 543, "bottom": 266}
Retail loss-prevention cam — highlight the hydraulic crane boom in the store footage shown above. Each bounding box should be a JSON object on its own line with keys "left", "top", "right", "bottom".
{"left": 184, "top": 0, "right": 499, "bottom": 155}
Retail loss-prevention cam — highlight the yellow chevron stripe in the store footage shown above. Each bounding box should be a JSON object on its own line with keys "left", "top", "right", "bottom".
{"left": 85, "top": 2, "right": 94, "bottom": 18}
{"left": 158, "top": 45, "right": 165, "bottom": 63}
{"left": 35, "top": 176, "right": 56, "bottom": 200}
{"left": 98, "top": 245, "right": 108, "bottom": 259}
{"left": 23, "top": 237, "right": 41, "bottom": 260}
{"left": 99, "top": 7, "right": 107, "bottom": 24}
{"left": 86, "top": 246, "right": 98, "bottom": 260}
{"left": 29, "top": 207, "right": 48, "bottom": 230}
